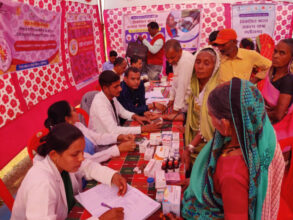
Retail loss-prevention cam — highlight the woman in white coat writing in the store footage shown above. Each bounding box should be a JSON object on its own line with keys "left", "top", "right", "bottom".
{"left": 11, "top": 123, "right": 126, "bottom": 220}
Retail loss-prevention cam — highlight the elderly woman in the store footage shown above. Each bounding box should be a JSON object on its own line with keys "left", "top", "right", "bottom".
{"left": 261, "top": 39, "right": 293, "bottom": 140}
{"left": 182, "top": 78, "right": 284, "bottom": 219}
{"left": 183, "top": 46, "right": 220, "bottom": 171}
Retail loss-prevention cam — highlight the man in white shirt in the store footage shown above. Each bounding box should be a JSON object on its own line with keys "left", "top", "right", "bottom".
{"left": 89, "top": 70, "right": 161, "bottom": 134}
{"left": 113, "top": 57, "right": 127, "bottom": 81}
{"left": 138, "top": 22, "right": 165, "bottom": 81}
{"left": 165, "top": 39, "right": 195, "bottom": 113}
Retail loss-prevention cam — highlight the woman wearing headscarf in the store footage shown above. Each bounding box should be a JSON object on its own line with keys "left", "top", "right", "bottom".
{"left": 183, "top": 46, "right": 220, "bottom": 171}
{"left": 182, "top": 78, "right": 284, "bottom": 219}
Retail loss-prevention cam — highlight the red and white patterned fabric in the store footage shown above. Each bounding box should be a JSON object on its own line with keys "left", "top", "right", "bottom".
{"left": 0, "top": 74, "right": 23, "bottom": 128}
{"left": 0, "top": 0, "right": 104, "bottom": 128}
{"left": 104, "top": 3, "right": 228, "bottom": 56}
{"left": 17, "top": 64, "right": 68, "bottom": 108}
{"left": 104, "top": 1, "right": 293, "bottom": 56}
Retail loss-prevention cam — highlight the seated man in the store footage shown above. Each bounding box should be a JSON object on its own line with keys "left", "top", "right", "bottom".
{"left": 89, "top": 70, "right": 161, "bottom": 134}
{"left": 130, "top": 55, "right": 143, "bottom": 70}
{"left": 102, "top": 50, "right": 117, "bottom": 71}
{"left": 113, "top": 57, "right": 127, "bottom": 81}
{"left": 131, "top": 55, "right": 148, "bottom": 81}
{"left": 117, "top": 67, "right": 165, "bottom": 116}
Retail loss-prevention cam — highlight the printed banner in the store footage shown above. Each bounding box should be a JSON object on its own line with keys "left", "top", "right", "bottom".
{"left": 232, "top": 4, "right": 276, "bottom": 41}
{"left": 0, "top": 0, "right": 61, "bottom": 74}
{"left": 123, "top": 9, "right": 200, "bottom": 52}
{"left": 67, "top": 13, "right": 98, "bottom": 86}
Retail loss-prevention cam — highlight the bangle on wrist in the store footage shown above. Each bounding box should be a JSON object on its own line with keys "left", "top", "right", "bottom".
{"left": 188, "top": 144, "right": 195, "bottom": 153}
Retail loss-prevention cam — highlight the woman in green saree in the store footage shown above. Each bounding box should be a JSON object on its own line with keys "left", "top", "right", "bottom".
{"left": 182, "top": 78, "right": 284, "bottom": 219}
{"left": 183, "top": 46, "right": 221, "bottom": 171}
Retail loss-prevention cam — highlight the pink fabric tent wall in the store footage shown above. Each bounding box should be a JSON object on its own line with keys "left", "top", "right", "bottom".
{"left": 0, "top": 0, "right": 105, "bottom": 168}
{"left": 103, "top": 0, "right": 293, "bottom": 57}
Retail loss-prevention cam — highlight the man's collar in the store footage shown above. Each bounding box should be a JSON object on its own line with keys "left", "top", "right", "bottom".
{"left": 101, "top": 90, "right": 114, "bottom": 102}
{"left": 221, "top": 48, "right": 244, "bottom": 60}
{"left": 235, "top": 48, "right": 245, "bottom": 59}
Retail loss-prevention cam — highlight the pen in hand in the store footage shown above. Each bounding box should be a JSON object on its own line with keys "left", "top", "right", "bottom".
{"left": 101, "top": 202, "right": 112, "bottom": 210}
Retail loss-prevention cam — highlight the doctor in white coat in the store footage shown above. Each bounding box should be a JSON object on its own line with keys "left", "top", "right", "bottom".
{"left": 11, "top": 123, "right": 126, "bottom": 220}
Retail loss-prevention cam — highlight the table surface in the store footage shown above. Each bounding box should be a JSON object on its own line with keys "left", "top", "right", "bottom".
{"left": 67, "top": 84, "right": 185, "bottom": 220}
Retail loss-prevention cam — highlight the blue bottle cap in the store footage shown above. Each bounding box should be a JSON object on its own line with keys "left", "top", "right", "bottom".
{"left": 147, "top": 177, "right": 154, "bottom": 183}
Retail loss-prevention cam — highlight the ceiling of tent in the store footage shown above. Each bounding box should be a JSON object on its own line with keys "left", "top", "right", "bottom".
{"left": 103, "top": 0, "right": 293, "bottom": 10}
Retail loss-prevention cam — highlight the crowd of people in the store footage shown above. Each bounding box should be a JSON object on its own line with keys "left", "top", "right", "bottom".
{"left": 10, "top": 21, "right": 293, "bottom": 220}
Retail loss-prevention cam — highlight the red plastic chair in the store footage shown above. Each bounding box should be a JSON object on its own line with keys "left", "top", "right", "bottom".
{"left": 75, "top": 107, "right": 89, "bottom": 127}
{"left": 0, "top": 178, "right": 14, "bottom": 211}
{"left": 278, "top": 137, "right": 293, "bottom": 219}
{"left": 27, "top": 128, "right": 49, "bottom": 161}
{"left": 80, "top": 209, "right": 92, "bottom": 219}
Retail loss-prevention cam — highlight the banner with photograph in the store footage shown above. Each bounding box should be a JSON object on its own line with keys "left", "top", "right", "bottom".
{"left": 67, "top": 13, "right": 98, "bottom": 86}
{"left": 0, "top": 0, "right": 61, "bottom": 74}
{"left": 232, "top": 4, "right": 276, "bottom": 41}
{"left": 123, "top": 9, "right": 200, "bottom": 52}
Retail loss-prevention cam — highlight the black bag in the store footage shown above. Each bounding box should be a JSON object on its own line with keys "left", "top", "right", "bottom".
{"left": 125, "top": 41, "right": 148, "bottom": 61}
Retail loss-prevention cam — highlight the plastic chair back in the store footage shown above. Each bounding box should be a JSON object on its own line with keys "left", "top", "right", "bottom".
{"left": 80, "top": 91, "right": 98, "bottom": 125}
{"left": 0, "top": 179, "right": 14, "bottom": 211}
{"left": 27, "top": 128, "right": 49, "bottom": 160}
{"left": 75, "top": 108, "right": 89, "bottom": 127}
{"left": 80, "top": 209, "right": 92, "bottom": 220}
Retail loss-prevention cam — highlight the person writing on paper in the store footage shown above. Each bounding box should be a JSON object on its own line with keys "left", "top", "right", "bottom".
{"left": 165, "top": 39, "right": 195, "bottom": 119}
{"left": 45, "top": 101, "right": 136, "bottom": 163}
{"left": 89, "top": 70, "right": 161, "bottom": 134}
{"left": 183, "top": 47, "right": 220, "bottom": 173}
{"left": 117, "top": 67, "right": 165, "bottom": 117}
{"left": 182, "top": 79, "right": 284, "bottom": 219}
{"left": 138, "top": 22, "right": 165, "bottom": 80}
{"left": 11, "top": 123, "right": 126, "bottom": 220}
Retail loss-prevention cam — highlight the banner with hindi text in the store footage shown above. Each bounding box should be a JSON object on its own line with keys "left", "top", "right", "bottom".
{"left": 0, "top": 0, "right": 61, "bottom": 74}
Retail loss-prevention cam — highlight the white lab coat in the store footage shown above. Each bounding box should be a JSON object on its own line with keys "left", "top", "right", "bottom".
{"left": 11, "top": 155, "right": 116, "bottom": 220}
{"left": 88, "top": 91, "right": 141, "bottom": 134}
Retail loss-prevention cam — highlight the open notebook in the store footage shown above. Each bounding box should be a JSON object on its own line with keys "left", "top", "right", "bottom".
{"left": 75, "top": 184, "right": 161, "bottom": 220}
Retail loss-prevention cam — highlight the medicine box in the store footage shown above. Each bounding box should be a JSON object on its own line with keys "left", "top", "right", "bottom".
{"left": 154, "top": 145, "right": 170, "bottom": 161}
{"left": 155, "top": 170, "right": 166, "bottom": 189}
{"left": 162, "top": 185, "right": 181, "bottom": 217}
{"left": 144, "top": 159, "right": 156, "bottom": 177}
{"left": 139, "top": 139, "right": 150, "bottom": 153}
{"left": 144, "top": 147, "right": 155, "bottom": 161}
{"left": 150, "top": 133, "right": 161, "bottom": 145}
{"left": 144, "top": 159, "right": 162, "bottom": 178}
{"left": 162, "top": 134, "right": 172, "bottom": 147}
{"left": 172, "top": 132, "right": 180, "bottom": 141}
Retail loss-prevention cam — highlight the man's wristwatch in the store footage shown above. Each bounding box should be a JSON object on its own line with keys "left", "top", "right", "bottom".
{"left": 188, "top": 144, "right": 195, "bottom": 153}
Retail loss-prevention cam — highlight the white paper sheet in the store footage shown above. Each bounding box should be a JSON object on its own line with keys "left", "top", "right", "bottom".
{"left": 75, "top": 184, "right": 161, "bottom": 220}
{"left": 145, "top": 90, "right": 164, "bottom": 99}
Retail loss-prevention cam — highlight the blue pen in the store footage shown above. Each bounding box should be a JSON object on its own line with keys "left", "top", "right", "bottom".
{"left": 101, "top": 202, "right": 112, "bottom": 209}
